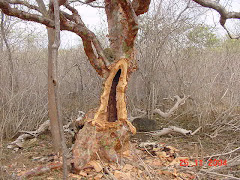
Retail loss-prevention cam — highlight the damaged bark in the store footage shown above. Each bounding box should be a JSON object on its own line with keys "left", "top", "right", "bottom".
{"left": 73, "top": 58, "right": 136, "bottom": 171}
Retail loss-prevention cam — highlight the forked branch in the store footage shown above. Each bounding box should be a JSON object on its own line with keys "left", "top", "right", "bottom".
{"left": 0, "top": 0, "right": 110, "bottom": 76}
{"left": 64, "top": 2, "right": 110, "bottom": 68}
{"left": 8, "top": 0, "right": 41, "bottom": 12}
{"left": 0, "top": 0, "right": 54, "bottom": 26}
{"left": 153, "top": 95, "right": 188, "bottom": 118}
{"left": 193, "top": 0, "right": 240, "bottom": 39}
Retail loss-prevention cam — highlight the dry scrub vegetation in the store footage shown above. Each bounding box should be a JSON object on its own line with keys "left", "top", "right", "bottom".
{"left": 0, "top": 0, "right": 240, "bottom": 179}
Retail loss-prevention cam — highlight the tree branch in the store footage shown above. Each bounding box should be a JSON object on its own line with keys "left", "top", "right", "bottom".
{"left": 7, "top": 120, "right": 51, "bottom": 149}
{"left": 0, "top": 0, "right": 110, "bottom": 77}
{"left": 0, "top": 0, "right": 54, "bottom": 27}
{"left": 193, "top": 0, "right": 240, "bottom": 39}
{"left": 118, "top": 0, "right": 138, "bottom": 49}
{"left": 204, "top": 146, "right": 240, "bottom": 158}
{"left": 8, "top": 0, "right": 41, "bottom": 12}
{"left": 153, "top": 95, "right": 188, "bottom": 118}
{"left": 132, "top": 0, "right": 151, "bottom": 16}
{"left": 85, "top": 0, "right": 96, "bottom": 3}
{"left": 64, "top": 2, "right": 110, "bottom": 67}
{"left": 71, "top": 0, "right": 104, "bottom": 8}
{"left": 149, "top": 126, "right": 192, "bottom": 136}
{"left": 36, "top": 0, "right": 47, "bottom": 16}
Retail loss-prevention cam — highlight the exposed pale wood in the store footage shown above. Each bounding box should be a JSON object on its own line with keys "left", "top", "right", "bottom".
{"left": 92, "top": 58, "right": 136, "bottom": 134}
{"left": 73, "top": 59, "right": 136, "bottom": 171}
{"left": 130, "top": 95, "right": 188, "bottom": 119}
{"left": 148, "top": 126, "right": 192, "bottom": 136}
{"left": 153, "top": 95, "right": 188, "bottom": 118}
{"left": 191, "top": 126, "right": 202, "bottom": 135}
{"left": 141, "top": 126, "right": 202, "bottom": 136}
{"left": 139, "top": 141, "right": 158, "bottom": 148}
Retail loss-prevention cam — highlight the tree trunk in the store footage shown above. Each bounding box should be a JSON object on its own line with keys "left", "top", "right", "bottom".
{"left": 72, "top": 0, "right": 152, "bottom": 171}
{"left": 47, "top": 28, "right": 62, "bottom": 152}
{"left": 73, "top": 58, "right": 136, "bottom": 170}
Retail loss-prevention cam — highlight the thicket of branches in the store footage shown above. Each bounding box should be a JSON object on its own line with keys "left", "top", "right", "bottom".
{"left": 0, "top": 0, "right": 239, "bottom": 141}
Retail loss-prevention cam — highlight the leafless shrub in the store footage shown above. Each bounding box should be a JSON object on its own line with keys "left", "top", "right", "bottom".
{"left": 127, "top": 0, "right": 240, "bottom": 135}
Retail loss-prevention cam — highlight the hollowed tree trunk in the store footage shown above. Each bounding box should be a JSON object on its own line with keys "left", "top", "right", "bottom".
{"left": 73, "top": 58, "right": 136, "bottom": 170}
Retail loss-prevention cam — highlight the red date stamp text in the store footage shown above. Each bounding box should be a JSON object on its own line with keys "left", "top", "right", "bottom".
{"left": 180, "top": 159, "right": 227, "bottom": 167}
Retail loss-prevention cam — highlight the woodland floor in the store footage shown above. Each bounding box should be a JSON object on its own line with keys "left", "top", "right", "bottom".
{"left": 0, "top": 126, "right": 239, "bottom": 180}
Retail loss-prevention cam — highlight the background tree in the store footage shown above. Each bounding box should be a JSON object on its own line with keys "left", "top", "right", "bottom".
{"left": 187, "top": 25, "right": 220, "bottom": 48}
{"left": 0, "top": 11, "right": 18, "bottom": 91}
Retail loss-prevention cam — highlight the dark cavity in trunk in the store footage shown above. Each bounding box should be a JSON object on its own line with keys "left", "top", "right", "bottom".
{"left": 107, "top": 69, "right": 121, "bottom": 122}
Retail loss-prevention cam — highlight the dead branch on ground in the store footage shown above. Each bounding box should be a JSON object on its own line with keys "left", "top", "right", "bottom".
{"left": 7, "top": 111, "right": 85, "bottom": 150}
{"left": 7, "top": 120, "right": 50, "bottom": 150}
{"left": 145, "top": 126, "right": 201, "bottom": 136}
